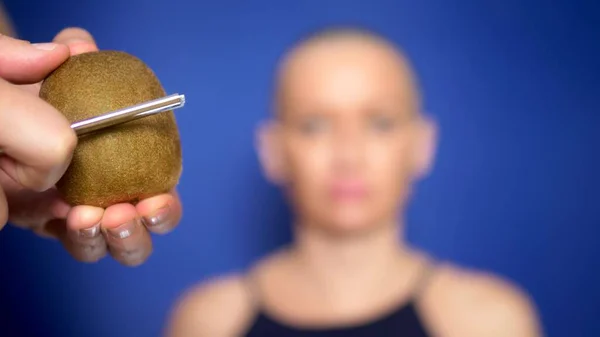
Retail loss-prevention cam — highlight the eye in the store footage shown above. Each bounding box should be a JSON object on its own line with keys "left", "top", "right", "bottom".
{"left": 299, "top": 117, "right": 328, "bottom": 134}
{"left": 370, "top": 115, "right": 396, "bottom": 132}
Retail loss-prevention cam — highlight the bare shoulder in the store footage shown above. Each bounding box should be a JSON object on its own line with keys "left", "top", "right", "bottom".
{"left": 164, "top": 251, "right": 289, "bottom": 337}
{"left": 165, "top": 273, "right": 256, "bottom": 337}
{"left": 421, "top": 263, "right": 543, "bottom": 337}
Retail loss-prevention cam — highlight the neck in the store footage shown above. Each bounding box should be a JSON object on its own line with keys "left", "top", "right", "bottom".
{"left": 288, "top": 218, "right": 419, "bottom": 299}
{"left": 292, "top": 219, "right": 404, "bottom": 270}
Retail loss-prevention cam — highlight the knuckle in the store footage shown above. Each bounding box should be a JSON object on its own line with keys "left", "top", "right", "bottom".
{"left": 122, "top": 259, "right": 145, "bottom": 267}
{"left": 117, "top": 248, "right": 151, "bottom": 267}
{"left": 72, "top": 244, "right": 106, "bottom": 263}
{"left": 74, "top": 254, "right": 99, "bottom": 263}
{"left": 83, "top": 254, "right": 105, "bottom": 263}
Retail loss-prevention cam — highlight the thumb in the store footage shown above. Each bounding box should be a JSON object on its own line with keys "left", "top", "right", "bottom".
{"left": 0, "top": 34, "right": 70, "bottom": 84}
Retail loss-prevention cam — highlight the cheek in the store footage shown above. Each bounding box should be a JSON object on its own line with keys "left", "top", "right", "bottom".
{"left": 367, "top": 141, "right": 412, "bottom": 200}
{"left": 285, "top": 141, "right": 330, "bottom": 198}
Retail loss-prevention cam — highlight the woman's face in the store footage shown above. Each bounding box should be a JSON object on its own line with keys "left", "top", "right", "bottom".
{"left": 262, "top": 39, "right": 435, "bottom": 234}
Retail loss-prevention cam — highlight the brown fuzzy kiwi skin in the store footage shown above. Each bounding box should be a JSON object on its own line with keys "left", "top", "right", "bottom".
{"left": 39, "top": 50, "right": 182, "bottom": 208}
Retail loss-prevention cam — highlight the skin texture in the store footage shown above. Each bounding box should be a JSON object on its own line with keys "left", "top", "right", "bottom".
{"left": 0, "top": 23, "right": 183, "bottom": 266}
{"left": 166, "top": 29, "right": 542, "bottom": 337}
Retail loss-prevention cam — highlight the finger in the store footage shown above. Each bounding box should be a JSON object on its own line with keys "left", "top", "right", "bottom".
{"left": 52, "top": 27, "right": 98, "bottom": 56}
{"left": 0, "top": 34, "right": 69, "bottom": 84}
{"left": 22, "top": 27, "right": 100, "bottom": 95}
{"left": 0, "top": 78, "right": 77, "bottom": 191}
{"left": 0, "top": 187, "right": 7, "bottom": 230}
{"left": 101, "top": 203, "right": 153, "bottom": 267}
{"left": 0, "top": 2, "right": 16, "bottom": 38}
{"left": 1, "top": 169, "right": 70, "bottom": 227}
{"left": 63, "top": 205, "right": 107, "bottom": 263}
{"left": 136, "top": 189, "right": 182, "bottom": 234}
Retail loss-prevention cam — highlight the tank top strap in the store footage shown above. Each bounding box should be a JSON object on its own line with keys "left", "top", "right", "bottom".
{"left": 409, "top": 259, "right": 438, "bottom": 301}
{"left": 243, "top": 268, "right": 265, "bottom": 311}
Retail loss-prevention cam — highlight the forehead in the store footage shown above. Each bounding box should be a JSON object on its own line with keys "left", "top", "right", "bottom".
{"left": 276, "top": 39, "right": 418, "bottom": 114}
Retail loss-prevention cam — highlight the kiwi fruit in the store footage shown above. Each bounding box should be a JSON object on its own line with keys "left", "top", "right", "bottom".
{"left": 39, "top": 50, "right": 182, "bottom": 208}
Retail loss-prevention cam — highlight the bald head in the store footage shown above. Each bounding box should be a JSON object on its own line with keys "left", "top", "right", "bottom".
{"left": 272, "top": 27, "right": 421, "bottom": 118}
{"left": 258, "top": 28, "right": 436, "bottom": 233}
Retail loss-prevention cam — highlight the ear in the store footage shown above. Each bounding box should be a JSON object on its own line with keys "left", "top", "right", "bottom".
{"left": 255, "top": 119, "right": 287, "bottom": 185}
{"left": 411, "top": 113, "right": 438, "bottom": 179}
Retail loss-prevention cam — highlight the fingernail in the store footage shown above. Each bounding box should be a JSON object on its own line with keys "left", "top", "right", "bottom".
{"left": 79, "top": 224, "right": 100, "bottom": 238}
{"left": 143, "top": 205, "right": 171, "bottom": 229}
{"left": 32, "top": 43, "right": 58, "bottom": 50}
{"left": 106, "top": 219, "right": 139, "bottom": 239}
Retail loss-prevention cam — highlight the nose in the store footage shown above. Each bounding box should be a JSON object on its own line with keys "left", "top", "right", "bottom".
{"left": 332, "top": 126, "right": 365, "bottom": 173}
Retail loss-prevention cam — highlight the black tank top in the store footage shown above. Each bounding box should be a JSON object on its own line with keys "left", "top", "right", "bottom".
{"left": 243, "top": 264, "right": 434, "bottom": 337}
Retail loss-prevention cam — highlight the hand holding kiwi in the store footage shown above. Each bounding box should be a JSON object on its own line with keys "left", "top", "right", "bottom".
{"left": 39, "top": 50, "right": 183, "bottom": 208}
{"left": 0, "top": 27, "right": 183, "bottom": 267}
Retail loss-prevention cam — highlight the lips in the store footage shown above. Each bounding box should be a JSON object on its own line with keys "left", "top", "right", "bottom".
{"left": 329, "top": 180, "right": 368, "bottom": 201}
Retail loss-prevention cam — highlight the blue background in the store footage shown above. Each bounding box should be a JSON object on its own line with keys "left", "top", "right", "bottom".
{"left": 1, "top": 1, "right": 598, "bottom": 336}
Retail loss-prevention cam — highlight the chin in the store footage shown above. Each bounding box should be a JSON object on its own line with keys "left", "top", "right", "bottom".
{"left": 320, "top": 210, "right": 385, "bottom": 236}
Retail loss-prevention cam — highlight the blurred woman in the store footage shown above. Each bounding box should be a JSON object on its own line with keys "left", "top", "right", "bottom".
{"left": 167, "top": 28, "right": 542, "bottom": 337}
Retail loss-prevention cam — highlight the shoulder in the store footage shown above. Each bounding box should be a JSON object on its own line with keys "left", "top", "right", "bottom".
{"left": 421, "top": 263, "right": 542, "bottom": 337}
{"left": 165, "top": 252, "right": 288, "bottom": 337}
{"left": 165, "top": 273, "right": 256, "bottom": 337}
